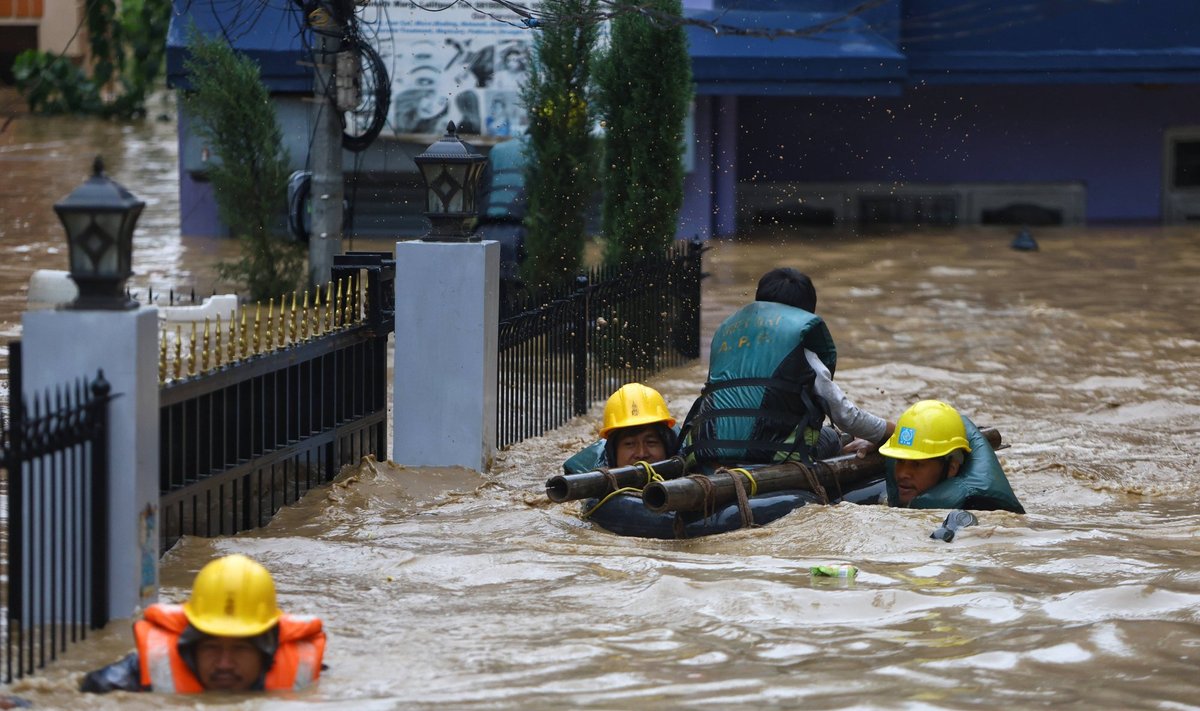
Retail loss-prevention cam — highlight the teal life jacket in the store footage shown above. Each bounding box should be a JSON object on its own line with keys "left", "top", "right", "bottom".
{"left": 679, "top": 301, "right": 837, "bottom": 466}
{"left": 563, "top": 440, "right": 607, "bottom": 474}
{"left": 481, "top": 136, "right": 529, "bottom": 222}
{"left": 885, "top": 416, "right": 1025, "bottom": 514}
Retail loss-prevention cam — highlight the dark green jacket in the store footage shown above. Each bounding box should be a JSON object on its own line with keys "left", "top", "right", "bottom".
{"left": 681, "top": 301, "right": 836, "bottom": 465}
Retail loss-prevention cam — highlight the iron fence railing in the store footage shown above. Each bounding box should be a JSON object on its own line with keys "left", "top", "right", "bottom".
{"left": 497, "top": 239, "right": 704, "bottom": 449}
{"left": 1, "top": 342, "right": 112, "bottom": 683}
{"left": 157, "top": 253, "right": 394, "bottom": 552}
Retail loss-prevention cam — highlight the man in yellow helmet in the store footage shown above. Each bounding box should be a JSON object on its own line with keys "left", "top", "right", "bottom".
{"left": 82, "top": 554, "right": 326, "bottom": 694}
{"left": 879, "top": 400, "right": 1024, "bottom": 513}
{"left": 563, "top": 383, "right": 678, "bottom": 473}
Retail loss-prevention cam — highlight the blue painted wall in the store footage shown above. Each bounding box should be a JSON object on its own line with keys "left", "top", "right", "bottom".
{"left": 738, "top": 83, "right": 1200, "bottom": 222}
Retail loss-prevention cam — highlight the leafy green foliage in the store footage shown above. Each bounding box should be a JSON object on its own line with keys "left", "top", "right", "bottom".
{"left": 12, "top": 0, "right": 171, "bottom": 118}
{"left": 520, "top": 0, "right": 601, "bottom": 290}
{"left": 182, "top": 31, "right": 303, "bottom": 302}
{"left": 11, "top": 51, "right": 102, "bottom": 115}
{"left": 595, "top": 0, "right": 693, "bottom": 266}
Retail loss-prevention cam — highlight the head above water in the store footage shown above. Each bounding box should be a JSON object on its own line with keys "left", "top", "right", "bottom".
{"left": 600, "top": 384, "right": 677, "bottom": 467}
{"left": 880, "top": 400, "right": 972, "bottom": 505}
{"left": 755, "top": 268, "right": 817, "bottom": 313}
{"left": 606, "top": 423, "right": 677, "bottom": 468}
{"left": 182, "top": 554, "right": 283, "bottom": 691}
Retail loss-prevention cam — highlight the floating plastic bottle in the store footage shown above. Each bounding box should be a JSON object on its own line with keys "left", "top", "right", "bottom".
{"left": 810, "top": 564, "right": 858, "bottom": 579}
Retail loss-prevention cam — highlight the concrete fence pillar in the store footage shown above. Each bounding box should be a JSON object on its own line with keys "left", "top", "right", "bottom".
{"left": 20, "top": 307, "right": 160, "bottom": 620}
{"left": 392, "top": 240, "right": 499, "bottom": 471}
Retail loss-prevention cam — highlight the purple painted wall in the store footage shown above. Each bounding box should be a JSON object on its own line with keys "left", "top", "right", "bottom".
{"left": 176, "top": 120, "right": 227, "bottom": 238}
{"left": 738, "top": 84, "right": 1200, "bottom": 222}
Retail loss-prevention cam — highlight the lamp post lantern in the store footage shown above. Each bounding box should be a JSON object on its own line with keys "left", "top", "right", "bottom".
{"left": 53, "top": 156, "right": 142, "bottom": 310}
{"left": 413, "top": 121, "right": 487, "bottom": 242}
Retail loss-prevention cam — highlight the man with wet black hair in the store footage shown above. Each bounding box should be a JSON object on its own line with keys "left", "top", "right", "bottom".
{"left": 680, "top": 267, "right": 893, "bottom": 467}
{"left": 754, "top": 267, "right": 817, "bottom": 313}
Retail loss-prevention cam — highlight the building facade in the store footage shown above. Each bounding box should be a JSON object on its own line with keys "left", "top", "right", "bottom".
{"left": 0, "top": 0, "right": 83, "bottom": 82}
{"left": 165, "top": 0, "right": 1200, "bottom": 239}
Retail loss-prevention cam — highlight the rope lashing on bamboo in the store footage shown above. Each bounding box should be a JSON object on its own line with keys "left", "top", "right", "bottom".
{"left": 580, "top": 460, "right": 665, "bottom": 519}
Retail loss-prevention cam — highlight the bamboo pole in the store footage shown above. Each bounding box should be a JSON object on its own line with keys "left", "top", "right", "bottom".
{"left": 545, "top": 456, "right": 689, "bottom": 503}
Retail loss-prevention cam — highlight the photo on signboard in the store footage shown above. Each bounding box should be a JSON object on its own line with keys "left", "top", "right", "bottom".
{"left": 492, "top": 40, "right": 530, "bottom": 91}
{"left": 486, "top": 91, "right": 527, "bottom": 137}
{"left": 381, "top": 8, "right": 538, "bottom": 137}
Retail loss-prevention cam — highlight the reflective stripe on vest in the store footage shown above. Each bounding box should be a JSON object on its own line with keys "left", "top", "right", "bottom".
{"left": 135, "top": 606, "right": 203, "bottom": 693}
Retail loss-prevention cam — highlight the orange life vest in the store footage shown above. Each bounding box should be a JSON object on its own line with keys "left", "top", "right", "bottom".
{"left": 133, "top": 603, "right": 326, "bottom": 693}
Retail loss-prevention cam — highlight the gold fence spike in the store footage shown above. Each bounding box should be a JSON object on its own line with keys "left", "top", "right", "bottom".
{"left": 301, "top": 290, "right": 310, "bottom": 340}
{"left": 187, "top": 321, "right": 197, "bottom": 377}
{"left": 228, "top": 309, "right": 237, "bottom": 363}
{"left": 201, "top": 318, "right": 211, "bottom": 373}
{"left": 174, "top": 325, "right": 183, "bottom": 380}
{"left": 159, "top": 326, "right": 167, "bottom": 383}
{"left": 334, "top": 278, "right": 344, "bottom": 329}
{"left": 288, "top": 292, "right": 297, "bottom": 346}
{"left": 266, "top": 298, "right": 276, "bottom": 351}
{"left": 253, "top": 302, "right": 262, "bottom": 355}
{"left": 313, "top": 287, "right": 323, "bottom": 337}
{"left": 325, "top": 281, "right": 334, "bottom": 333}
{"left": 239, "top": 307, "right": 249, "bottom": 359}
{"left": 344, "top": 273, "right": 355, "bottom": 325}
{"left": 214, "top": 314, "right": 224, "bottom": 368}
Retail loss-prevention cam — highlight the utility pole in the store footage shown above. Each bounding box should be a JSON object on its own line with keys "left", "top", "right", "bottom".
{"left": 306, "top": 1, "right": 350, "bottom": 288}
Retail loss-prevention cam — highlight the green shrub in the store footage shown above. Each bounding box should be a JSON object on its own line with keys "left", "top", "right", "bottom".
{"left": 595, "top": 0, "right": 692, "bottom": 266}
{"left": 520, "top": 0, "right": 601, "bottom": 290}
{"left": 181, "top": 30, "right": 303, "bottom": 302}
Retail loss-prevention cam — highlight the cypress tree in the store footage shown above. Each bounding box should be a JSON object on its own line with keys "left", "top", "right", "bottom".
{"left": 595, "top": 0, "right": 692, "bottom": 266}
{"left": 182, "top": 31, "right": 304, "bottom": 302}
{"left": 521, "top": 0, "right": 601, "bottom": 291}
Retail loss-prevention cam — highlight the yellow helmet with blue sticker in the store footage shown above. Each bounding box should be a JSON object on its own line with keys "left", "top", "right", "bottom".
{"left": 879, "top": 400, "right": 971, "bottom": 460}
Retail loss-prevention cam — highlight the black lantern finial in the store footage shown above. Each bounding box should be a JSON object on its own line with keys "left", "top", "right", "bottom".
{"left": 54, "top": 155, "right": 142, "bottom": 310}
{"left": 413, "top": 122, "right": 487, "bottom": 242}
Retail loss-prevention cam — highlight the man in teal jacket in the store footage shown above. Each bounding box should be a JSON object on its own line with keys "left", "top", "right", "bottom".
{"left": 879, "top": 400, "right": 1024, "bottom": 513}
{"left": 680, "top": 268, "right": 894, "bottom": 467}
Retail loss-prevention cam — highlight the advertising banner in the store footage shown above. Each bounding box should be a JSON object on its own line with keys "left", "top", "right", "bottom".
{"left": 367, "top": 1, "right": 543, "bottom": 139}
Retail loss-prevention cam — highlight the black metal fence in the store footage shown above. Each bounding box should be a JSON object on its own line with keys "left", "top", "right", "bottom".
{"left": 1, "top": 342, "right": 112, "bottom": 683}
{"left": 497, "top": 240, "right": 704, "bottom": 449}
{"left": 158, "top": 253, "right": 395, "bottom": 552}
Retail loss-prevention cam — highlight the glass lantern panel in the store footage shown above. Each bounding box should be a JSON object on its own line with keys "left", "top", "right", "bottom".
{"left": 444, "top": 164, "right": 467, "bottom": 213}
{"left": 419, "top": 163, "right": 442, "bottom": 212}
{"left": 462, "top": 162, "right": 485, "bottom": 213}
{"left": 93, "top": 213, "right": 124, "bottom": 275}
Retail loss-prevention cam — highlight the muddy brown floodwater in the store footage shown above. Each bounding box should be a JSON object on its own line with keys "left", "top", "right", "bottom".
{"left": 3, "top": 94, "right": 1200, "bottom": 709}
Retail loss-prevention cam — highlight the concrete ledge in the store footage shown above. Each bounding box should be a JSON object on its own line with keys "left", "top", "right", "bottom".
{"left": 737, "top": 181, "right": 1087, "bottom": 228}
{"left": 27, "top": 270, "right": 239, "bottom": 322}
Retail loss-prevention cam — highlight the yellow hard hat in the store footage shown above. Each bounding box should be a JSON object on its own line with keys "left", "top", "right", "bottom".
{"left": 182, "top": 554, "right": 282, "bottom": 638}
{"left": 599, "top": 383, "right": 675, "bottom": 438}
{"left": 879, "top": 400, "right": 972, "bottom": 460}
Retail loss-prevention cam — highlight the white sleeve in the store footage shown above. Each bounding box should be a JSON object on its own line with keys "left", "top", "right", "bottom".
{"left": 805, "top": 349, "right": 888, "bottom": 444}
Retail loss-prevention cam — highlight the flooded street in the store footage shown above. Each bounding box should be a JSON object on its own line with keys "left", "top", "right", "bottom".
{"left": 3, "top": 97, "right": 1200, "bottom": 709}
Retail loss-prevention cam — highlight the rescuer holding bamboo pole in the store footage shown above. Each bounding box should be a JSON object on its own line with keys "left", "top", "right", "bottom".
{"left": 678, "top": 267, "right": 895, "bottom": 468}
